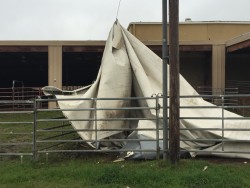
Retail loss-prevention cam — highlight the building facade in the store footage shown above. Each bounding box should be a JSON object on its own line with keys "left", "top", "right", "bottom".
{"left": 1, "top": 21, "right": 250, "bottom": 95}
{"left": 128, "top": 21, "right": 250, "bottom": 94}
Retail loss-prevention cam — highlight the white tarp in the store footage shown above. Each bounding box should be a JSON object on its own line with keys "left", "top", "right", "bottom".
{"left": 43, "top": 22, "right": 250, "bottom": 159}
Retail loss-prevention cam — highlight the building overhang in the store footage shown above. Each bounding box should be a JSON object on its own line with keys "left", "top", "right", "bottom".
{"left": 0, "top": 40, "right": 105, "bottom": 52}
{"left": 142, "top": 40, "right": 213, "bottom": 52}
{"left": 226, "top": 32, "right": 250, "bottom": 53}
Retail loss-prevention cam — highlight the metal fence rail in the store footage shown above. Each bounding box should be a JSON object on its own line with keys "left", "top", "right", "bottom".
{"left": 34, "top": 96, "right": 162, "bottom": 160}
{"left": 0, "top": 86, "right": 84, "bottom": 111}
{"left": 0, "top": 87, "right": 46, "bottom": 110}
{"left": 0, "top": 106, "right": 34, "bottom": 158}
{"left": 1, "top": 94, "right": 250, "bottom": 161}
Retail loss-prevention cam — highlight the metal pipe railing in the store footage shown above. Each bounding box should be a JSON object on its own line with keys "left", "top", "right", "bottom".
{"left": 1, "top": 94, "right": 250, "bottom": 161}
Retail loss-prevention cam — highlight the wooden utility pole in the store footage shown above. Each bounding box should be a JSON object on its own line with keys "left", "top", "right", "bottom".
{"left": 169, "top": 0, "right": 180, "bottom": 164}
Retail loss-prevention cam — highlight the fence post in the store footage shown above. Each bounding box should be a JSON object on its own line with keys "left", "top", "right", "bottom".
{"left": 155, "top": 94, "right": 161, "bottom": 160}
{"left": 32, "top": 99, "right": 37, "bottom": 161}
{"left": 94, "top": 98, "right": 98, "bottom": 149}
{"left": 221, "top": 95, "right": 225, "bottom": 151}
{"left": 12, "top": 86, "right": 14, "bottom": 110}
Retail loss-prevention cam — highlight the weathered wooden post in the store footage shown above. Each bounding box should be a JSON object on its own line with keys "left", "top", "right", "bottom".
{"left": 169, "top": 0, "right": 180, "bottom": 164}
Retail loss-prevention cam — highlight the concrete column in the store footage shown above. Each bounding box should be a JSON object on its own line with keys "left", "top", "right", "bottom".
{"left": 212, "top": 44, "right": 225, "bottom": 94}
{"left": 48, "top": 45, "right": 62, "bottom": 89}
{"left": 48, "top": 45, "right": 62, "bottom": 108}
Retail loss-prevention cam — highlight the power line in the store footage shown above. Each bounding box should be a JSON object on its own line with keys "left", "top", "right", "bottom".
{"left": 116, "top": 0, "right": 122, "bottom": 20}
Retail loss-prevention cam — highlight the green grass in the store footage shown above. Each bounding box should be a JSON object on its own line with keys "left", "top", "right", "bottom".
{"left": 1, "top": 159, "right": 250, "bottom": 188}
{"left": 2, "top": 111, "right": 250, "bottom": 187}
{"left": 0, "top": 111, "right": 79, "bottom": 156}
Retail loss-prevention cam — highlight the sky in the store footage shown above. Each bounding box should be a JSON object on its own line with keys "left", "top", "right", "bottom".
{"left": 0, "top": 0, "right": 250, "bottom": 40}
